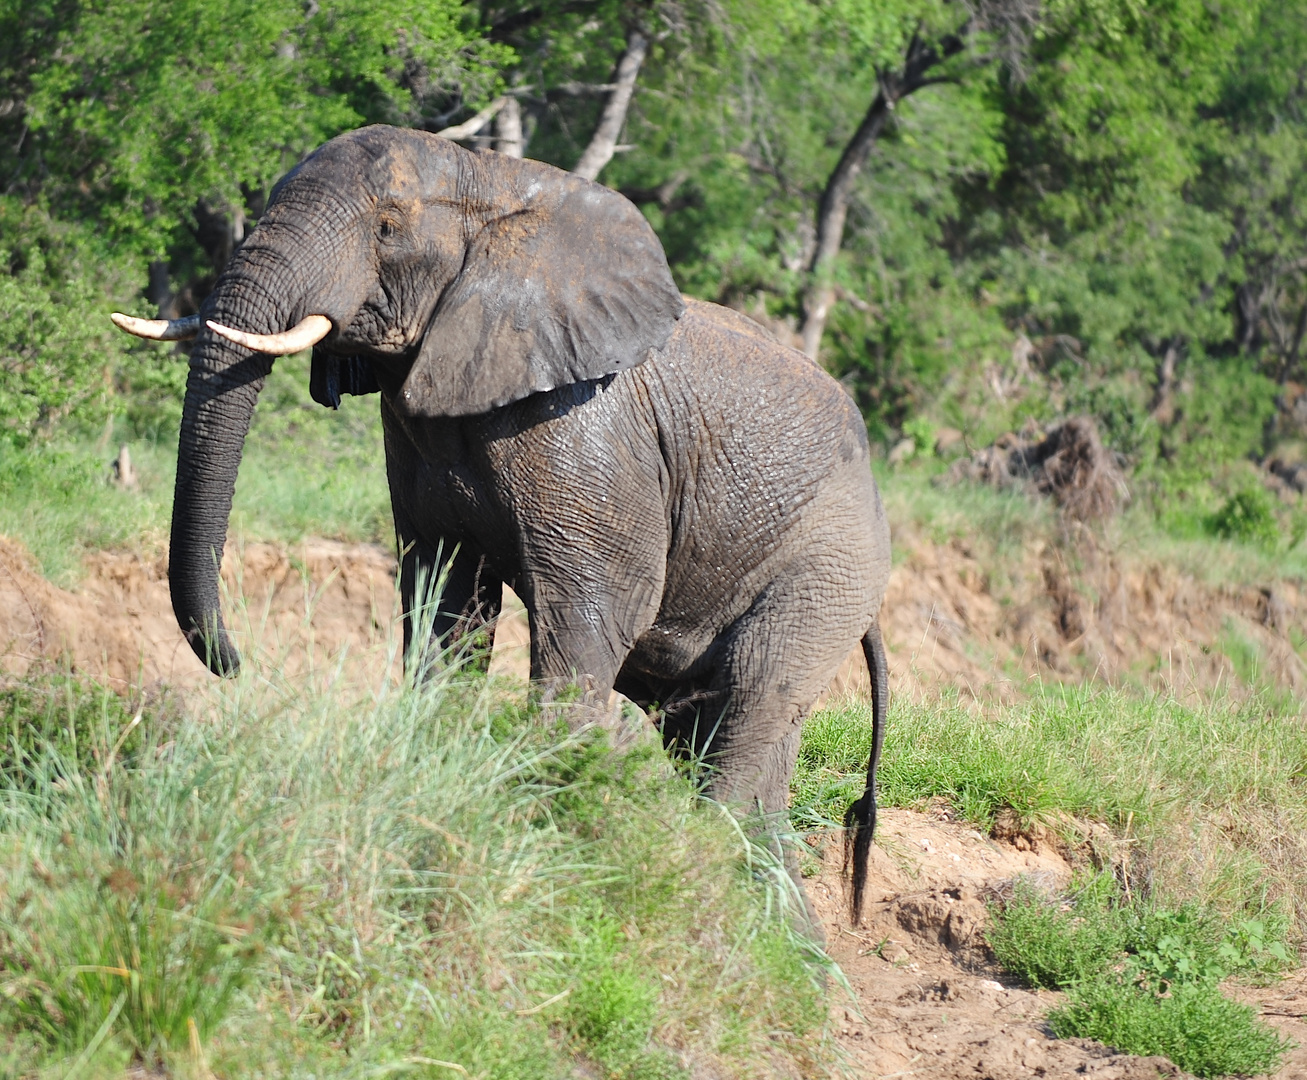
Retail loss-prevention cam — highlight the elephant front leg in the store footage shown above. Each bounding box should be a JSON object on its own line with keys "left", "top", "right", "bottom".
{"left": 521, "top": 576, "right": 656, "bottom": 745}
{"left": 396, "top": 522, "right": 502, "bottom": 676}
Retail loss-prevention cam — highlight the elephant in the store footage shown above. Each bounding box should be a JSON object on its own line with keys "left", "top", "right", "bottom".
{"left": 111, "top": 125, "right": 891, "bottom": 927}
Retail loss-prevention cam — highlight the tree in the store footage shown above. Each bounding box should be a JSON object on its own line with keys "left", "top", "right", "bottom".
{"left": 799, "top": 0, "right": 1038, "bottom": 361}
{"left": 0, "top": 0, "right": 507, "bottom": 287}
{"left": 473, "top": 0, "right": 690, "bottom": 178}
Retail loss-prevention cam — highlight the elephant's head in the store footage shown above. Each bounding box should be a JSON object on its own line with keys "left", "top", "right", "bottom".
{"left": 113, "top": 125, "right": 684, "bottom": 675}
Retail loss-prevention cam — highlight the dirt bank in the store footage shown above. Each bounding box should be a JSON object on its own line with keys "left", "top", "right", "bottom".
{"left": 0, "top": 537, "right": 402, "bottom": 690}
{"left": 828, "top": 533, "right": 1307, "bottom": 704}
{"left": 4, "top": 532, "right": 1305, "bottom": 705}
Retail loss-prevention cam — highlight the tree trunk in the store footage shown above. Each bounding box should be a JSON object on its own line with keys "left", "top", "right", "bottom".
{"left": 1285, "top": 298, "right": 1307, "bottom": 382}
{"left": 799, "top": 90, "right": 896, "bottom": 360}
{"left": 798, "top": 32, "right": 966, "bottom": 362}
{"left": 495, "top": 96, "right": 525, "bottom": 158}
{"left": 1150, "top": 335, "right": 1183, "bottom": 425}
{"left": 572, "top": 29, "right": 648, "bottom": 182}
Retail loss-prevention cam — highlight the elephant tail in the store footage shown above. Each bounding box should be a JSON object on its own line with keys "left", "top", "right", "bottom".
{"left": 843, "top": 621, "right": 888, "bottom": 926}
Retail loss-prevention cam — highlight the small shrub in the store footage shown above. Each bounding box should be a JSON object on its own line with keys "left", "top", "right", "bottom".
{"left": 565, "top": 919, "right": 680, "bottom": 1078}
{"left": 1049, "top": 981, "right": 1289, "bottom": 1079}
{"left": 987, "top": 876, "right": 1126, "bottom": 990}
{"left": 902, "top": 416, "right": 936, "bottom": 456}
{"left": 0, "top": 668, "right": 146, "bottom": 787}
{"left": 1205, "top": 488, "right": 1280, "bottom": 548}
{"left": 991, "top": 875, "right": 1291, "bottom": 1079}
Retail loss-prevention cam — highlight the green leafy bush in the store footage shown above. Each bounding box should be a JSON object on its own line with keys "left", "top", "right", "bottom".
{"left": 565, "top": 918, "right": 681, "bottom": 1079}
{"left": 986, "top": 876, "right": 1127, "bottom": 990}
{"left": 991, "top": 875, "right": 1291, "bottom": 1079}
{"left": 0, "top": 667, "right": 147, "bottom": 786}
{"left": 901, "top": 416, "right": 936, "bottom": 456}
{"left": 1206, "top": 488, "right": 1281, "bottom": 548}
{"left": 1049, "top": 981, "right": 1289, "bottom": 1079}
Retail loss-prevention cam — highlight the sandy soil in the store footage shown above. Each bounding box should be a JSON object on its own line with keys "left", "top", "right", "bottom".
{"left": 0, "top": 536, "right": 403, "bottom": 689}
{"left": 826, "top": 534, "right": 1307, "bottom": 705}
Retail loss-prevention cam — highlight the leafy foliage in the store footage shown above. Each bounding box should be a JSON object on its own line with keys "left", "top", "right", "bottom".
{"left": 4, "top": 0, "right": 1307, "bottom": 535}
{"left": 991, "top": 874, "right": 1291, "bottom": 1079}
{"left": 1049, "top": 980, "right": 1289, "bottom": 1078}
{"left": 1205, "top": 487, "right": 1281, "bottom": 548}
{"left": 4, "top": 0, "right": 507, "bottom": 259}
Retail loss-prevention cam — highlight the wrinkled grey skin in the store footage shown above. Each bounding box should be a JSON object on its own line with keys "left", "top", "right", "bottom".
{"left": 169, "top": 125, "right": 891, "bottom": 925}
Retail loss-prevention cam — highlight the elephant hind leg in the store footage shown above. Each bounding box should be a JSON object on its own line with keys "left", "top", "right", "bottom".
{"left": 694, "top": 578, "right": 864, "bottom": 943}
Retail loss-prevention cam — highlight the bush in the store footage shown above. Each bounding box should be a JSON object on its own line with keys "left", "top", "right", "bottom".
{"left": 986, "top": 876, "right": 1127, "bottom": 990}
{"left": 1049, "top": 981, "right": 1289, "bottom": 1079}
{"left": 0, "top": 201, "right": 147, "bottom": 446}
{"left": 1205, "top": 488, "right": 1281, "bottom": 548}
{"left": 991, "top": 875, "right": 1291, "bottom": 1079}
{"left": 0, "top": 667, "right": 147, "bottom": 786}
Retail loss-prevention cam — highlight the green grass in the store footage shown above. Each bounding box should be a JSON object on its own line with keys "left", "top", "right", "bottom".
{"left": 0, "top": 351, "right": 390, "bottom": 584}
{"left": 875, "top": 460, "right": 1056, "bottom": 566}
{"left": 0, "top": 658, "right": 830, "bottom": 1078}
{"left": 797, "top": 687, "right": 1307, "bottom": 930}
{"left": 1048, "top": 980, "right": 1287, "bottom": 1079}
{"left": 879, "top": 456, "right": 1307, "bottom": 589}
{"left": 988, "top": 876, "right": 1290, "bottom": 1078}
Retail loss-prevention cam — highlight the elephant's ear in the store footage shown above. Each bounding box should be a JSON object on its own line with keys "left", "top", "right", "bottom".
{"left": 398, "top": 156, "right": 684, "bottom": 417}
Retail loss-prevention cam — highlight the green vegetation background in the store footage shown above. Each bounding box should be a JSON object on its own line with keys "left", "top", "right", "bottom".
{"left": 4, "top": 0, "right": 1307, "bottom": 558}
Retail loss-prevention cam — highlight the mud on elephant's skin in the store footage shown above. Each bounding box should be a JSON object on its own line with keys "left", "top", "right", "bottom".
{"left": 112, "top": 124, "right": 892, "bottom": 926}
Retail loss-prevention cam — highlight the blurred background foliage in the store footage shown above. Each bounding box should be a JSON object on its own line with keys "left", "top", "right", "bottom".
{"left": 2, "top": 0, "right": 1307, "bottom": 537}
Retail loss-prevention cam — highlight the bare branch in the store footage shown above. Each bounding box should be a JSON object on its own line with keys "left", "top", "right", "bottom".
{"left": 434, "top": 97, "right": 508, "bottom": 140}
{"left": 1150, "top": 335, "right": 1183, "bottom": 424}
{"left": 495, "top": 96, "right": 525, "bottom": 158}
{"left": 798, "top": 25, "right": 971, "bottom": 360}
{"left": 572, "top": 29, "right": 649, "bottom": 182}
{"left": 548, "top": 81, "right": 619, "bottom": 98}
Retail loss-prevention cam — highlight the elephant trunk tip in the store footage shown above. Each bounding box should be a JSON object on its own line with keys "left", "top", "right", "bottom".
{"left": 182, "top": 621, "right": 242, "bottom": 677}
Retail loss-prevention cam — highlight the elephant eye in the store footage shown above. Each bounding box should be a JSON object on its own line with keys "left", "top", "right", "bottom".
{"left": 378, "top": 218, "right": 396, "bottom": 240}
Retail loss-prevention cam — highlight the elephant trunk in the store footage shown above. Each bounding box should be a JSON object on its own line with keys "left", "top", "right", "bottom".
{"left": 171, "top": 246, "right": 305, "bottom": 675}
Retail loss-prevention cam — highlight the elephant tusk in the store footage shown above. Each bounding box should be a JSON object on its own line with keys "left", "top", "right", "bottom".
{"left": 110, "top": 312, "right": 202, "bottom": 341}
{"left": 204, "top": 314, "right": 333, "bottom": 355}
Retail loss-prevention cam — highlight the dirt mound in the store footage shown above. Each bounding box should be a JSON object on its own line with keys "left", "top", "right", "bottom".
{"left": 825, "top": 531, "right": 1307, "bottom": 704}
{"left": 946, "top": 416, "right": 1127, "bottom": 522}
{"left": 6, "top": 527, "right": 1305, "bottom": 707}
{"left": 807, "top": 807, "right": 1307, "bottom": 1079}
{"left": 0, "top": 536, "right": 401, "bottom": 691}
{"left": 807, "top": 807, "right": 1194, "bottom": 1079}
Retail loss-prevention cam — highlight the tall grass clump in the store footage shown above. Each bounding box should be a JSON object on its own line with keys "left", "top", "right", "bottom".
{"left": 796, "top": 685, "right": 1307, "bottom": 931}
{"left": 0, "top": 651, "right": 830, "bottom": 1077}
